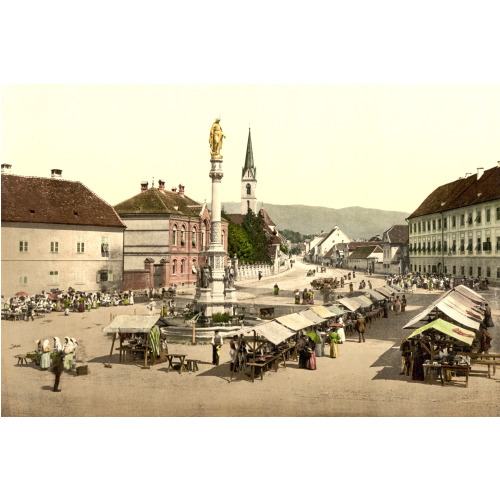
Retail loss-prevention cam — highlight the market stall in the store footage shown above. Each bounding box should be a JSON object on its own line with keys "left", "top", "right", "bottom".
{"left": 406, "top": 318, "right": 475, "bottom": 387}
{"left": 103, "top": 315, "right": 165, "bottom": 369}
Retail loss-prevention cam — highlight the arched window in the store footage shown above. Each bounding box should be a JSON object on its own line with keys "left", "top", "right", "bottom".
{"left": 192, "top": 258, "right": 197, "bottom": 274}
{"left": 202, "top": 221, "right": 207, "bottom": 250}
{"left": 172, "top": 259, "right": 177, "bottom": 274}
{"left": 221, "top": 229, "right": 225, "bottom": 245}
{"left": 192, "top": 226, "right": 197, "bottom": 247}
{"left": 181, "top": 259, "right": 185, "bottom": 274}
{"left": 172, "top": 225, "right": 177, "bottom": 246}
{"left": 246, "top": 183, "right": 251, "bottom": 195}
{"left": 181, "top": 226, "right": 185, "bottom": 246}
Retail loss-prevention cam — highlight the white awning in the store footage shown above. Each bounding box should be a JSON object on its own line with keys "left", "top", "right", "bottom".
{"left": 336, "top": 297, "right": 361, "bottom": 312}
{"left": 366, "top": 290, "right": 385, "bottom": 301}
{"left": 103, "top": 315, "right": 161, "bottom": 334}
{"left": 252, "top": 321, "right": 296, "bottom": 345}
{"left": 299, "top": 309, "right": 326, "bottom": 325}
{"left": 276, "top": 313, "right": 315, "bottom": 331}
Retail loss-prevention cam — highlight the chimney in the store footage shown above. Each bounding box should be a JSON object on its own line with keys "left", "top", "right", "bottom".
{"left": 178, "top": 184, "right": 185, "bottom": 197}
{"left": 51, "top": 169, "right": 62, "bottom": 178}
{"left": 171, "top": 187, "right": 177, "bottom": 192}
{"left": 497, "top": 160, "right": 500, "bottom": 167}
{"left": 1, "top": 163, "right": 12, "bottom": 174}
{"left": 477, "top": 167, "right": 484, "bottom": 180}
{"left": 158, "top": 179, "right": 165, "bottom": 190}
{"left": 141, "top": 181, "right": 148, "bottom": 192}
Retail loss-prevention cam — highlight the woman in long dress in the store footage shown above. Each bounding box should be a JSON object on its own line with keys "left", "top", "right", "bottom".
{"left": 40, "top": 339, "right": 52, "bottom": 370}
{"left": 63, "top": 337, "right": 74, "bottom": 371}
{"left": 305, "top": 338, "right": 316, "bottom": 370}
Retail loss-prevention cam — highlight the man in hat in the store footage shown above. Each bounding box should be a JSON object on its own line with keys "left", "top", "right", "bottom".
{"left": 355, "top": 314, "right": 366, "bottom": 343}
{"left": 51, "top": 351, "right": 65, "bottom": 392}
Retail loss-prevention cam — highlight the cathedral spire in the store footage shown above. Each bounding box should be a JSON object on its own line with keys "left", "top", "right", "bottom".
{"left": 242, "top": 128, "right": 256, "bottom": 179}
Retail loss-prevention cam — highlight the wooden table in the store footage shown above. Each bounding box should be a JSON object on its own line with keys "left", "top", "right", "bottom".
{"left": 166, "top": 354, "right": 187, "bottom": 373}
{"left": 14, "top": 354, "right": 29, "bottom": 365}
{"left": 247, "top": 350, "right": 288, "bottom": 382}
{"left": 441, "top": 364, "right": 471, "bottom": 388}
{"left": 423, "top": 363, "right": 443, "bottom": 385}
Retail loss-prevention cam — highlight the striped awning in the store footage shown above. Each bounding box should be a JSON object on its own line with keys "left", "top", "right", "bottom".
{"left": 455, "top": 284, "right": 486, "bottom": 303}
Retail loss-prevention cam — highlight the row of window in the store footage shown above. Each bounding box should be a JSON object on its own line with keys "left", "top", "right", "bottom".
{"left": 171, "top": 224, "right": 225, "bottom": 249}
{"left": 410, "top": 206, "right": 500, "bottom": 234}
{"left": 171, "top": 258, "right": 197, "bottom": 275}
{"left": 409, "top": 235, "right": 499, "bottom": 253}
{"left": 409, "top": 263, "right": 500, "bottom": 278}
{"left": 18, "top": 238, "right": 111, "bottom": 256}
{"left": 17, "top": 269, "right": 113, "bottom": 285}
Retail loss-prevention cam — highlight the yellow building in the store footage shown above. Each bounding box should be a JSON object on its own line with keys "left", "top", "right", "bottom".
{"left": 408, "top": 163, "right": 500, "bottom": 284}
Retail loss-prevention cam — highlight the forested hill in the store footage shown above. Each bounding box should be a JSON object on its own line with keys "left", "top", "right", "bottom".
{"left": 220, "top": 202, "right": 409, "bottom": 240}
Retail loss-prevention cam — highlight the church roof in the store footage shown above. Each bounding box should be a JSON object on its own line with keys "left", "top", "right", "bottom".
{"left": 242, "top": 128, "right": 256, "bottom": 180}
{"left": 114, "top": 188, "right": 203, "bottom": 217}
{"left": 1, "top": 174, "right": 125, "bottom": 228}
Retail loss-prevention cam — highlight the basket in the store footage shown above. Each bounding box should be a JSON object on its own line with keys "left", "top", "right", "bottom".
{"left": 76, "top": 365, "right": 89, "bottom": 376}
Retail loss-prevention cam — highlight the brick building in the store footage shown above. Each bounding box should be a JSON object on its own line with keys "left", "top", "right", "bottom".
{"left": 114, "top": 180, "right": 227, "bottom": 290}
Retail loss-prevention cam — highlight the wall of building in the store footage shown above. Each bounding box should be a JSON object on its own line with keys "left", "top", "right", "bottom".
{"left": 408, "top": 200, "right": 500, "bottom": 283}
{"left": 1, "top": 222, "right": 124, "bottom": 295}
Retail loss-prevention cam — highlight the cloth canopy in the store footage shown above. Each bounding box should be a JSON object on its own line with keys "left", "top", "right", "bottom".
{"left": 276, "top": 313, "right": 315, "bottom": 331}
{"left": 299, "top": 309, "right": 326, "bottom": 325}
{"left": 326, "top": 304, "right": 346, "bottom": 316}
{"left": 382, "top": 285, "right": 397, "bottom": 295}
{"left": 251, "top": 321, "right": 295, "bottom": 345}
{"left": 336, "top": 297, "right": 361, "bottom": 312}
{"left": 351, "top": 295, "right": 373, "bottom": 308}
{"left": 448, "top": 289, "right": 484, "bottom": 312}
{"left": 374, "top": 288, "right": 393, "bottom": 298}
{"left": 366, "top": 290, "right": 385, "bottom": 301}
{"left": 455, "top": 284, "right": 485, "bottom": 303}
{"left": 441, "top": 295, "right": 483, "bottom": 322}
{"left": 310, "top": 305, "right": 337, "bottom": 319}
{"left": 103, "top": 315, "right": 161, "bottom": 334}
{"left": 407, "top": 318, "right": 475, "bottom": 346}
{"left": 402, "top": 301, "right": 480, "bottom": 330}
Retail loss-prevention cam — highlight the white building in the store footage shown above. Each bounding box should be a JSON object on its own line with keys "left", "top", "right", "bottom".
{"left": 1, "top": 166, "right": 125, "bottom": 296}
{"left": 408, "top": 162, "right": 500, "bottom": 284}
{"left": 382, "top": 225, "right": 409, "bottom": 275}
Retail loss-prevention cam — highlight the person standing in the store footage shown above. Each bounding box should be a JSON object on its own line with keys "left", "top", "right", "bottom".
{"left": 401, "top": 295, "right": 407, "bottom": 313}
{"left": 229, "top": 335, "right": 238, "bottom": 372}
{"left": 305, "top": 338, "right": 317, "bottom": 370}
{"left": 51, "top": 352, "right": 65, "bottom": 392}
{"left": 211, "top": 330, "right": 223, "bottom": 366}
{"left": 40, "top": 340, "right": 52, "bottom": 370}
{"left": 329, "top": 329, "right": 341, "bottom": 358}
{"left": 297, "top": 335, "right": 308, "bottom": 369}
{"left": 26, "top": 300, "right": 34, "bottom": 321}
{"left": 399, "top": 339, "right": 412, "bottom": 375}
{"left": 395, "top": 296, "right": 401, "bottom": 315}
{"left": 355, "top": 315, "right": 366, "bottom": 343}
{"left": 484, "top": 303, "right": 494, "bottom": 328}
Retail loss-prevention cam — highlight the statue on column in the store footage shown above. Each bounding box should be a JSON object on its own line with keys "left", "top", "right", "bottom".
{"left": 201, "top": 263, "right": 212, "bottom": 288}
{"left": 209, "top": 117, "right": 226, "bottom": 159}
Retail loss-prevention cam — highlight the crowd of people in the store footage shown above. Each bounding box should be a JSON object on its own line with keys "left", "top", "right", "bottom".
{"left": 387, "top": 273, "right": 490, "bottom": 293}
{"left": 30, "top": 336, "right": 79, "bottom": 392}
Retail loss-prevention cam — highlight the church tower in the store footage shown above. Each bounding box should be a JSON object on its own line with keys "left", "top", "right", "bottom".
{"left": 241, "top": 128, "right": 257, "bottom": 214}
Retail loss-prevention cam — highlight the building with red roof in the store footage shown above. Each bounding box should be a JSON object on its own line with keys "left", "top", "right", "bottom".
{"left": 1, "top": 166, "right": 125, "bottom": 295}
{"left": 407, "top": 162, "right": 500, "bottom": 283}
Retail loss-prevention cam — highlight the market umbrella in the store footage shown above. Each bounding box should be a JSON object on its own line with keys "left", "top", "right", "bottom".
{"left": 306, "top": 331, "right": 321, "bottom": 344}
{"left": 15, "top": 291, "right": 28, "bottom": 297}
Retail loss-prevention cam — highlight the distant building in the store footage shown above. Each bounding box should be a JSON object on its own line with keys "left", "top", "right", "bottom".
{"left": 345, "top": 244, "right": 383, "bottom": 272}
{"left": 306, "top": 226, "right": 352, "bottom": 264}
{"left": 240, "top": 128, "right": 257, "bottom": 215}
{"left": 382, "top": 225, "right": 409, "bottom": 275}
{"left": 1, "top": 166, "right": 125, "bottom": 296}
{"left": 407, "top": 162, "right": 500, "bottom": 283}
{"left": 114, "top": 179, "right": 227, "bottom": 290}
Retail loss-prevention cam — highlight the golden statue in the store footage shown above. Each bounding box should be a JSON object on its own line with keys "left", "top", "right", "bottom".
{"left": 209, "top": 118, "right": 226, "bottom": 159}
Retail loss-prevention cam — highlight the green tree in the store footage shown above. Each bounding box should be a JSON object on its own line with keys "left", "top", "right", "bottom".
{"left": 242, "top": 209, "right": 271, "bottom": 263}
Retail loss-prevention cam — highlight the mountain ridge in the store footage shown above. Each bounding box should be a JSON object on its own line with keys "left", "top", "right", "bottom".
{"left": 220, "top": 202, "right": 409, "bottom": 239}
